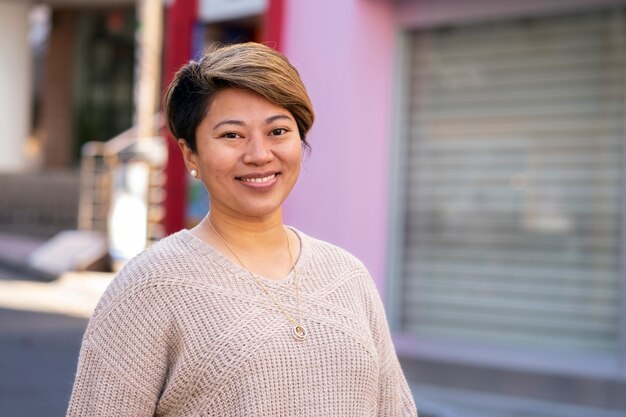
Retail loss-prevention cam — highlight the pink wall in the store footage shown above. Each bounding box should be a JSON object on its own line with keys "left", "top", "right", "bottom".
{"left": 281, "top": 0, "right": 395, "bottom": 292}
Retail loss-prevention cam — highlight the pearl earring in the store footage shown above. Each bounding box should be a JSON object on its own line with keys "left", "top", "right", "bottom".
{"left": 190, "top": 169, "right": 198, "bottom": 178}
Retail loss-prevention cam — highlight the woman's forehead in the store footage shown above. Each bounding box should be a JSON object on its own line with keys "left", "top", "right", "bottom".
{"left": 203, "top": 88, "right": 295, "bottom": 126}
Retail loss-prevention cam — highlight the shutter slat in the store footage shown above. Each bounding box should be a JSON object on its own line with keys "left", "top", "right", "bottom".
{"left": 404, "top": 262, "right": 621, "bottom": 286}
{"left": 408, "top": 247, "right": 620, "bottom": 269}
{"left": 407, "top": 324, "right": 617, "bottom": 351}
{"left": 407, "top": 279, "right": 619, "bottom": 302}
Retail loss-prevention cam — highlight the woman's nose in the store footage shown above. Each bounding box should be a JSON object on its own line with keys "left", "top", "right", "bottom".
{"left": 243, "top": 135, "right": 273, "bottom": 165}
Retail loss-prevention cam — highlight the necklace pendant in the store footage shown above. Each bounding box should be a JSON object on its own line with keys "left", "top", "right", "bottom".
{"left": 292, "top": 324, "right": 307, "bottom": 341}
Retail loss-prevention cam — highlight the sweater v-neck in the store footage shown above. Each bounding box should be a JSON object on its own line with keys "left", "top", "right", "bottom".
{"left": 178, "top": 226, "right": 311, "bottom": 287}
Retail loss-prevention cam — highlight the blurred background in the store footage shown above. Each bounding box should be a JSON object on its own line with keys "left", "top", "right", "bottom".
{"left": 1, "top": 0, "right": 626, "bottom": 416}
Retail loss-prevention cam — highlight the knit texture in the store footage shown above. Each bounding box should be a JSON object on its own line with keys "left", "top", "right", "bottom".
{"left": 67, "top": 229, "right": 417, "bottom": 416}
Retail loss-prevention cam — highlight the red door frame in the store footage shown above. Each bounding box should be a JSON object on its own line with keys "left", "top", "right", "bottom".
{"left": 161, "top": 0, "right": 197, "bottom": 235}
{"left": 265, "top": 0, "right": 285, "bottom": 51}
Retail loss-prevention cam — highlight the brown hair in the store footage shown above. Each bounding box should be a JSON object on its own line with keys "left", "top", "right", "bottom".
{"left": 164, "top": 42, "right": 315, "bottom": 153}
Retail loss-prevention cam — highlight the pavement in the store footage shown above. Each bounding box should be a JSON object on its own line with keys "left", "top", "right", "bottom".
{"left": 0, "top": 271, "right": 113, "bottom": 318}
{"left": 0, "top": 230, "right": 113, "bottom": 417}
{"left": 0, "top": 303, "right": 87, "bottom": 417}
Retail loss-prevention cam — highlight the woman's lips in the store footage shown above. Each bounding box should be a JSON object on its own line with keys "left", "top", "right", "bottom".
{"left": 236, "top": 172, "right": 279, "bottom": 188}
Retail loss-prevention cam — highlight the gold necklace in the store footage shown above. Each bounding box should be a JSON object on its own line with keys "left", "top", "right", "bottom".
{"left": 206, "top": 216, "right": 307, "bottom": 341}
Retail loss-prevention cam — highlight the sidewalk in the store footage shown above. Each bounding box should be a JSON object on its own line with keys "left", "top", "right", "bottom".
{"left": 0, "top": 306, "right": 87, "bottom": 417}
{"left": 0, "top": 261, "right": 113, "bottom": 417}
{"left": 0, "top": 271, "right": 113, "bottom": 318}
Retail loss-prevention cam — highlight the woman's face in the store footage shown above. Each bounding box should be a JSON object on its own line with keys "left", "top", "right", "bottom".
{"left": 179, "top": 87, "right": 303, "bottom": 220}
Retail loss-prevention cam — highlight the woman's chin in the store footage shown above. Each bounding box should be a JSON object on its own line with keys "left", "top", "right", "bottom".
{"left": 211, "top": 202, "right": 284, "bottom": 221}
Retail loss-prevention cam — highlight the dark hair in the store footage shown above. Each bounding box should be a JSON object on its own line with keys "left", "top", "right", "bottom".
{"left": 164, "top": 42, "right": 315, "bottom": 153}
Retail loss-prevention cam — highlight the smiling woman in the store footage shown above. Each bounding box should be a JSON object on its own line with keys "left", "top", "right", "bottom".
{"left": 178, "top": 87, "right": 303, "bottom": 222}
{"left": 66, "top": 42, "right": 417, "bottom": 417}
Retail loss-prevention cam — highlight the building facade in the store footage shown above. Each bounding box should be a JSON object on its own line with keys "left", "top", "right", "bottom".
{"left": 278, "top": 0, "right": 626, "bottom": 415}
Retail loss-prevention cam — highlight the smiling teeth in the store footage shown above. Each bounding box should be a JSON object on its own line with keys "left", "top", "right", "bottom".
{"left": 241, "top": 174, "right": 276, "bottom": 183}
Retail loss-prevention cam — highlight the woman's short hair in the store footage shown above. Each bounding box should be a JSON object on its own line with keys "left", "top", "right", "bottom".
{"left": 164, "top": 42, "right": 315, "bottom": 153}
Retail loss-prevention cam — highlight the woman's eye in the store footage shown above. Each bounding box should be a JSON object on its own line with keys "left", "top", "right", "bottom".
{"left": 270, "top": 128, "right": 288, "bottom": 136}
{"left": 220, "top": 132, "right": 241, "bottom": 139}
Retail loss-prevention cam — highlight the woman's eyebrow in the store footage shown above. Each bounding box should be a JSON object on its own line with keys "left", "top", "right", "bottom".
{"left": 212, "top": 115, "right": 292, "bottom": 131}
{"left": 212, "top": 119, "right": 244, "bottom": 131}
{"left": 266, "top": 114, "right": 293, "bottom": 124}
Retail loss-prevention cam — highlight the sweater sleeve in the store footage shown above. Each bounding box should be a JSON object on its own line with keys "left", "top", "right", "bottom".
{"left": 66, "top": 342, "right": 160, "bottom": 416}
{"left": 364, "top": 275, "right": 418, "bottom": 417}
{"left": 66, "top": 283, "right": 173, "bottom": 417}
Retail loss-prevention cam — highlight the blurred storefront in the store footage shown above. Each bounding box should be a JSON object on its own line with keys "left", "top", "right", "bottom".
{"left": 278, "top": 0, "right": 626, "bottom": 415}
{"left": 0, "top": 0, "right": 135, "bottom": 172}
{"left": 0, "top": 0, "right": 137, "bottom": 251}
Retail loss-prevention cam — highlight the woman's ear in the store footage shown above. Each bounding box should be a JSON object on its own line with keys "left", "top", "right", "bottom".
{"left": 178, "top": 139, "right": 197, "bottom": 172}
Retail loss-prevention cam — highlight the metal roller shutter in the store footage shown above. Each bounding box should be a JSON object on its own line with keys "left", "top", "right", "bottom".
{"left": 402, "top": 10, "right": 625, "bottom": 352}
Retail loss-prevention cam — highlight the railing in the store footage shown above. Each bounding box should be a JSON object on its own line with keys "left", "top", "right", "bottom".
{"left": 78, "top": 124, "right": 168, "bottom": 267}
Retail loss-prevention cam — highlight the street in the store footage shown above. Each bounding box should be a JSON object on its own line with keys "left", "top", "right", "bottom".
{"left": 0, "top": 266, "right": 106, "bottom": 417}
{"left": 0, "top": 307, "right": 86, "bottom": 416}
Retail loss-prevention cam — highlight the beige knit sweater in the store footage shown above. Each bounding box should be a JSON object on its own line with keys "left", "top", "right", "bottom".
{"left": 67, "top": 229, "right": 417, "bottom": 416}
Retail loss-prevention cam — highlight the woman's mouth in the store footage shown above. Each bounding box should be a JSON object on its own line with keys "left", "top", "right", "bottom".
{"left": 236, "top": 172, "right": 280, "bottom": 188}
{"left": 238, "top": 173, "right": 277, "bottom": 184}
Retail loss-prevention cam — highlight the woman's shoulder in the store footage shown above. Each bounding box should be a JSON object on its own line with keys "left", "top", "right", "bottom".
{"left": 93, "top": 230, "right": 210, "bottom": 313}
{"left": 295, "top": 229, "right": 382, "bottom": 310}
{"left": 295, "top": 228, "right": 369, "bottom": 275}
{"left": 117, "top": 230, "right": 196, "bottom": 279}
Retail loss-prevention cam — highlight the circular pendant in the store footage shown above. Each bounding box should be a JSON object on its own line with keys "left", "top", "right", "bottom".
{"left": 292, "top": 324, "right": 307, "bottom": 341}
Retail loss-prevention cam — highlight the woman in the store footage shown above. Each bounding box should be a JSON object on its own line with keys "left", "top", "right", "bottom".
{"left": 67, "top": 42, "right": 417, "bottom": 417}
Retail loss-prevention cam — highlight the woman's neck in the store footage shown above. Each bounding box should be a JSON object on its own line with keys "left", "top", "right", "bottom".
{"left": 205, "top": 209, "right": 286, "bottom": 250}
{"left": 192, "top": 208, "right": 298, "bottom": 280}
